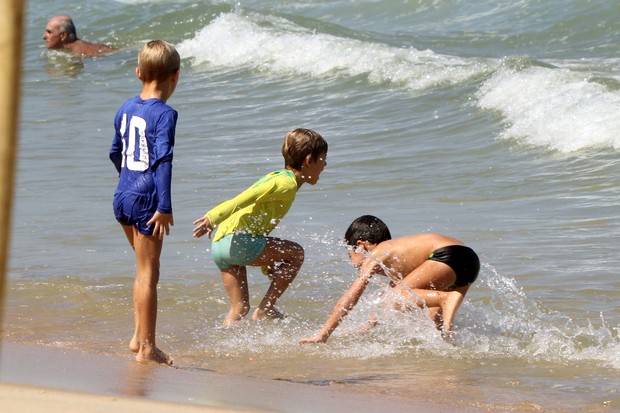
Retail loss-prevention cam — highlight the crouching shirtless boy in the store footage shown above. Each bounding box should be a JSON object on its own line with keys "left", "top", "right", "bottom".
{"left": 300, "top": 215, "right": 480, "bottom": 344}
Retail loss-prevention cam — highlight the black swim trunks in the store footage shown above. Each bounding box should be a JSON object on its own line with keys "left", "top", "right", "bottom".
{"left": 428, "top": 245, "right": 480, "bottom": 288}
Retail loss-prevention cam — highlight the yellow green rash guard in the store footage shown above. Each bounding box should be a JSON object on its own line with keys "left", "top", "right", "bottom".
{"left": 205, "top": 169, "right": 298, "bottom": 242}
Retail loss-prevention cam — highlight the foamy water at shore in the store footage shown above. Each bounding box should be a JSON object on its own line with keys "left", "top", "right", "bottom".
{"left": 4, "top": 1, "right": 620, "bottom": 411}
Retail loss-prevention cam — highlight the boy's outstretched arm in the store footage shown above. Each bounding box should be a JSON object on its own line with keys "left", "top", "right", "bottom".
{"left": 147, "top": 211, "right": 174, "bottom": 240}
{"left": 299, "top": 273, "right": 371, "bottom": 344}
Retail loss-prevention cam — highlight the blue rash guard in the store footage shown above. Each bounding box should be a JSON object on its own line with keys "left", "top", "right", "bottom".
{"left": 110, "top": 96, "right": 178, "bottom": 235}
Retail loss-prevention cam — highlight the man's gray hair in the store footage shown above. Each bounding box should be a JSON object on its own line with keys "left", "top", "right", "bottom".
{"left": 57, "top": 16, "right": 77, "bottom": 41}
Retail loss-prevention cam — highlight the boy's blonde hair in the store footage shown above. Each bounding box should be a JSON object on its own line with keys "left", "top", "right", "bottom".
{"left": 282, "top": 128, "right": 328, "bottom": 170}
{"left": 137, "top": 40, "right": 180, "bottom": 82}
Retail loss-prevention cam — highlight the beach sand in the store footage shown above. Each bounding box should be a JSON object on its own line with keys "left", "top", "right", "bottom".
{"left": 0, "top": 382, "right": 239, "bottom": 413}
{"left": 0, "top": 341, "right": 473, "bottom": 413}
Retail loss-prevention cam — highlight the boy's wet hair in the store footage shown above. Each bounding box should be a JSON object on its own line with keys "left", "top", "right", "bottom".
{"left": 344, "top": 215, "right": 392, "bottom": 246}
{"left": 282, "top": 128, "right": 328, "bottom": 170}
{"left": 138, "top": 40, "right": 180, "bottom": 83}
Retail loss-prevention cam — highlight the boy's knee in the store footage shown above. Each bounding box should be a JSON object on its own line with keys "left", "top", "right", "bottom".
{"left": 296, "top": 242, "right": 305, "bottom": 258}
{"left": 290, "top": 242, "right": 305, "bottom": 266}
{"left": 135, "top": 271, "right": 160, "bottom": 286}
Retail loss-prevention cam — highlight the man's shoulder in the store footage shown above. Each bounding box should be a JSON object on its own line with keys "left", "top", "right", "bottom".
{"left": 69, "top": 40, "right": 116, "bottom": 56}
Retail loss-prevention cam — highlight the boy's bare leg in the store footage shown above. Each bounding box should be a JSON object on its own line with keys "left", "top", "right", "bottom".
{"left": 428, "top": 306, "right": 443, "bottom": 329}
{"left": 251, "top": 238, "right": 304, "bottom": 321}
{"left": 132, "top": 229, "right": 172, "bottom": 365}
{"left": 392, "top": 286, "right": 465, "bottom": 335}
{"left": 220, "top": 266, "right": 250, "bottom": 326}
{"left": 437, "top": 291, "right": 464, "bottom": 335}
{"left": 397, "top": 262, "right": 471, "bottom": 334}
{"left": 409, "top": 289, "right": 464, "bottom": 334}
{"left": 401, "top": 260, "right": 457, "bottom": 291}
{"left": 119, "top": 224, "right": 141, "bottom": 353}
{"left": 438, "top": 285, "right": 469, "bottom": 335}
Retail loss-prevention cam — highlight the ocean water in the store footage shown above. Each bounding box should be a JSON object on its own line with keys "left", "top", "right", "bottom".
{"left": 3, "top": 0, "right": 620, "bottom": 411}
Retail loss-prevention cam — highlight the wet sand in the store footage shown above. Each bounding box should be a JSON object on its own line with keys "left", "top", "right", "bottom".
{"left": 0, "top": 341, "right": 474, "bottom": 413}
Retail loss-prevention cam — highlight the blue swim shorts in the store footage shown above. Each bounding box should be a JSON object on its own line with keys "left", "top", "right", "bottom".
{"left": 211, "top": 233, "right": 268, "bottom": 270}
{"left": 113, "top": 191, "right": 157, "bottom": 235}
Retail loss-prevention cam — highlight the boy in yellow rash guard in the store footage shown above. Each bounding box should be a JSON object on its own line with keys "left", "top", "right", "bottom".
{"left": 207, "top": 169, "right": 298, "bottom": 244}
{"left": 193, "top": 129, "right": 328, "bottom": 325}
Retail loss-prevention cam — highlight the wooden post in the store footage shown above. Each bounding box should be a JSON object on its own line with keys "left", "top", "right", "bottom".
{"left": 0, "top": 0, "right": 25, "bottom": 338}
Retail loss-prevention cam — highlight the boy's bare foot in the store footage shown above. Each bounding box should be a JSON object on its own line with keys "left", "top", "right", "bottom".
{"left": 222, "top": 317, "right": 244, "bottom": 327}
{"left": 130, "top": 335, "right": 139, "bottom": 353}
{"left": 135, "top": 345, "right": 173, "bottom": 366}
{"left": 299, "top": 333, "right": 328, "bottom": 345}
{"left": 252, "top": 306, "right": 286, "bottom": 321}
{"left": 439, "top": 291, "right": 464, "bottom": 334}
{"left": 223, "top": 308, "right": 250, "bottom": 326}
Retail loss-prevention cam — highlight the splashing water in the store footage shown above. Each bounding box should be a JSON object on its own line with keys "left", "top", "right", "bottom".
{"left": 455, "top": 264, "right": 620, "bottom": 369}
{"left": 177, "top": 239, "right": 620, "bottom": 372}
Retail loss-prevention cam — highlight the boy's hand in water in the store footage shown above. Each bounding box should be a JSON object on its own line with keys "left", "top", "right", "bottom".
{"left": 299, "top": 334, "right": 328, "bottom": 345}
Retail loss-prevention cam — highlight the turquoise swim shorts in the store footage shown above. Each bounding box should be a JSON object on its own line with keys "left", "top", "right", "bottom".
{"left": 211, "top": 233, "right": 268, "bottom": 270}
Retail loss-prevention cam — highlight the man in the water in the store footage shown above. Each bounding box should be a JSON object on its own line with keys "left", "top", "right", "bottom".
{"left": 43, "top": 15, "right": 116, "bottom": 56}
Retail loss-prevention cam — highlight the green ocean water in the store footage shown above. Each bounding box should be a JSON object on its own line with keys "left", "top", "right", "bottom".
{"left": 4, "top": 1, "right": 620, "bottom": 411}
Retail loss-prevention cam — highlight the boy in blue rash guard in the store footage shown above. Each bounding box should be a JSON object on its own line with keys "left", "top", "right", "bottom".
{"left": 110, "top": 40, "right": 180, "bottom": 365}
{"left": 300, "top": 215, "right": 479, "bottom": 344}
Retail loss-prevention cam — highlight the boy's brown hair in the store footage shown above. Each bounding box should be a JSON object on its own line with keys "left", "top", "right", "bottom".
{"left": 137, "top": 40, "right": 180, "bottom": 83}
{"left": 282, "top": 128, "right": 328, "bottom": 170}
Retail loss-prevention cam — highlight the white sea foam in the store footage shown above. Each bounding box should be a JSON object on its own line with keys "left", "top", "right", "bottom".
{"left": 177, "top": 12, "right": 490, "bottom": 91}
{"left": 178, "top": 12, "right": 620, "bottom": 155}
{"left": 477, "top": 65, "right": 620, "bottom": 153}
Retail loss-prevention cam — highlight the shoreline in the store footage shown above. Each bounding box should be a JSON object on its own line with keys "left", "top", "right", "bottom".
{"left": 0, "top": 341, "right": 474, "bottom": 413}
